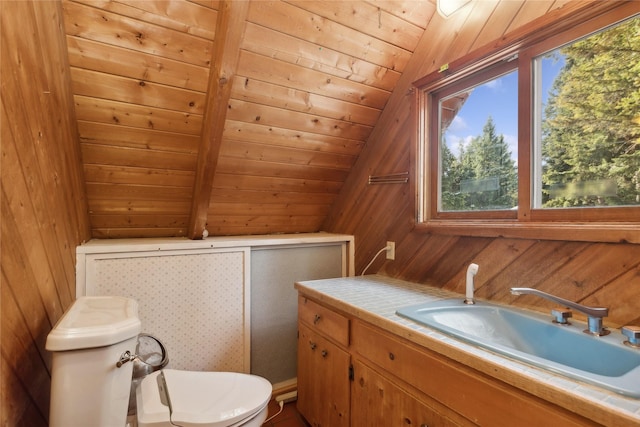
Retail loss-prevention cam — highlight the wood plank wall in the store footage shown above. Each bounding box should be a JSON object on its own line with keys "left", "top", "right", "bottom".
{"left": 323, "top": 0, "right": 640, "bottom": 329}
{"left": 61, "top": 0, "right": 436, "bottom": 238}
{"left": 1, "top": 1, "right": 91, "bottom": 425}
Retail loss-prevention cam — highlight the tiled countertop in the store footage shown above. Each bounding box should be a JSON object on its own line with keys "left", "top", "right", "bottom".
{"left": 295, "top": 275, "right": 640, "bottom": 427}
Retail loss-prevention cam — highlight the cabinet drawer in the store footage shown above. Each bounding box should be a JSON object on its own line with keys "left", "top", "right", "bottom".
{"left": 352, "top": 320, "right": 597, "bottom": 427}
{"left": 352, "top": 359, "right": 467, "bottom": 427}
{"left": 298, "top": 295, "right": 349, "bottom": 347}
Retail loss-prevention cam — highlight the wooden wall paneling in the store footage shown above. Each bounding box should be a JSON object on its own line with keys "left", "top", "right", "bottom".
{"left": 583, "top": 264, "right": 640, "bottom": 327}
{"left": 383, "top": 235, "right": 462, "bottom": 284}
{"left": 230, "top": 75, "right": 382, "bottom": 126}
{"left": 241, "top": 23, "right": 401, "bottom": 92}
{"left": 422, "top": 236, "right": 494, "bottom": 285}
{"left": 237, "top": 50, "right": 390, "bottom": 110}
{"left": 86, "top": 182, "right": 192, "bottom": 202}
{"left": 1, "top": 140, "right": 69, "bottom": 321}
{"left": 543, "top": 243, "right": 640, "bottom": 296}
{"left": 215, "top": 157, "right": 351, "bottom": 182}
{"left": 88, "top": 199, "right": 192, "bottom": 216}
{"left": 1, "top": 187, "right": 57, "bottom": 351}
{"left": 1, "top": 7, "right": 76, "bottom": 312}
{"left": 83, "top": 164, "right": 195, "bottom": 187}
{"left": 73, "top": 95, "right": 203, "bottom": 135}
{"left": 0, "top": 278, "right": 51, "bottom": 420}
{"left": 189, "top": 0, "right": 249, "bottom": 239}
{"left": 209, "top": 202, "right": 332, "bottom": 217}
{"left": 213, "top": 174, "right": 343, "bottom": 194}
{"left": 70, "top": 68, "right": 206, "bottom": 114}
{"left": 223, "top": 120, "right": 365, "bottom": 157}
{"left": 218, "top": 155, "right": 349, "bottom": 181}
{"left": 65, "top": 36, "right": 210, "bottom": 91}
{"left": 62, "top": 1, "right": 213, "bottom": 67}
{"left": 1, "top": 1, "right": 90, "bottom": 424}
{"left": 81, "top": 144, "right": 197, "bottom": 170}
{"left": 410, "top": 2, "right": 477, "bottom": 79}
{"left": 0, "top": 111, "right": 74, "bottom": 311}
{"left": 218, "top": 140, "right": 356, "bottom": 171}
{"left": 247, "top": 1, "right": 413, "bottom": 72}
{"left": 31, "top": 0, "right": 91, "bottom": 252}
{"left": 321, "top": 95, "right": 414, "bottom": 228}
{"left": 335, "top": 145, "right": 413, "bottom": 274}
{"left": 505, "top": 0, "right": 555, "bottom": 34}
{"left": 528, "top": 244, "right": 640, "bottom": 322}
{"left": 441, "top": 237, "right": 537, "bottom": 295}
{"left": 91, "top": 228, "right": 187, "bottom": 239}
{"left": 0, "top": 356, "right": 46, "bottom": 427}
{"left": 209, "top": 189, "right": 337, "bottom": 206}
{"left": 89, "top": 214, "right": 190, "bottom": 230}
{"left": 469, "top": 0, "right": 524, "bottom": 52}
{"left": 372, "top": 0, "right": 437, "bottom": 28}
{"left": 481, "top": 241, "right": 588, "bottom": 300}
{"left": 206, "top": 214, "right": 325, "bottom": 230}
{"left": 188, "top": 0, "right": 219, "bottom": 8}
{"left": 77, "top": 121, "right": 200, "bottom": 152}
{"left": 437, "top": 0, "right": 501, "bottom": 60}
{"left": 320, "top": 98, "right": 416, "bottom": 274}
{"left": 289, "top": 1, "right": 426, "bottom": 51}
{"left": 226, "top": 100, "right": 373, "bottom": 142}
{"left": 73, "top": 0, "right": 218, "bottom": 40}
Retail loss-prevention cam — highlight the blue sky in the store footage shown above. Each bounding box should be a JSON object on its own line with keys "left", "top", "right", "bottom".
{"left": 443, "top": 53, "right": 565, "bottom": 163}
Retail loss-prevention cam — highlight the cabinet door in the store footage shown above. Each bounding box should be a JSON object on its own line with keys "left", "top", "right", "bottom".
{"left": 298, "top": 323, "right": 350, "bottom": 427}
{"left": 352, "top": 359, "right": 462, "bottom": 427}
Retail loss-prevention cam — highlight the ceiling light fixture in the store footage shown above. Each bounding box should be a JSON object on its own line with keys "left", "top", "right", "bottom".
{"left": 437, "top": 0, "right": 471, "bottom": 18}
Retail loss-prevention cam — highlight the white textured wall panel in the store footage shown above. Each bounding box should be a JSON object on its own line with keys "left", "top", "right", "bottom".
{"left": 85, "top": 249, "right": 250, "bottom": 373}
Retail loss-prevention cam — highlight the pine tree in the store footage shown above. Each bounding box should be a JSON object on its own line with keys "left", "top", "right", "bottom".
{"left": 441, "top": 117, "right": 518, "bottom": 211}
{"left": 541, "top": 17, "right": 640, "bottom": 207}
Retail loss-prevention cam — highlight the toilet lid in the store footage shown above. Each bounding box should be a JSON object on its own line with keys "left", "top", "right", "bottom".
{"left": 137, "top": 369, "right": 272, "bottom": 427}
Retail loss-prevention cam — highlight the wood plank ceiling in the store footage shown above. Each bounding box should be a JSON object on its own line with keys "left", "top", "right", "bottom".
{"left": 62, "top": 0, "right": 437, "bottom": 238}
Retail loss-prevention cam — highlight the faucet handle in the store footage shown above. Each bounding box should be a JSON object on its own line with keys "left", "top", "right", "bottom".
{"left": 622, "top": 326, "right": 640, "bottom": 348}
{"left": 551, "top": 307, "right": 572, "bottom": 325}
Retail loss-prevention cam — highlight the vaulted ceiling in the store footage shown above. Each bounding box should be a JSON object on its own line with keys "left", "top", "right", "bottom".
{"left": 63, "top": 0, "right": 437, "bottom": 238}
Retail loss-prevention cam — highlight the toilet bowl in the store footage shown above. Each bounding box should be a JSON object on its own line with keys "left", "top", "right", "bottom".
{"left": 46, "top": 296, "right": 272, "bottom": 427}
{"left": 136, "top": 369, "right": 271, "bottom": 427}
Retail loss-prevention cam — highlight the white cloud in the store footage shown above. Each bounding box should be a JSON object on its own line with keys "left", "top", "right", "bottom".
{"left": 449, "top": 115, "right": 468, "bottom": 132}
{"left": 503, "top": 134, "right": 518, "bottom": 160}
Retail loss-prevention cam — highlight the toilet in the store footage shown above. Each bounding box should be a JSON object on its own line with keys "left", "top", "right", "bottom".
{"left": 46, "top": 296, "right": 272, "bottom": 427}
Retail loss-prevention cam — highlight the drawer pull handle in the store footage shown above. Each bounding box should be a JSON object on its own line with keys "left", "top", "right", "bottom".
{"left": 313, "top": 314, "right": 321, "bottom": 324}
{"left": 389, "top": 352, "right": 395, "bottom": 361}
{"left": 309, "top": 342, "right": 317, "bottom": 350}
{"left": 321, "top": 350, "right": 328, "bottom": 358}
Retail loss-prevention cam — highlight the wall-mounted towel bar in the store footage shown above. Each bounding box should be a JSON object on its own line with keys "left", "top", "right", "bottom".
{"left": 368, "top": 172, "right": 409, "bottom": 185}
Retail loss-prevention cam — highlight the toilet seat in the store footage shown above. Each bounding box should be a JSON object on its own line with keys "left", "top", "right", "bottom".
{"left": 136, "top": 369, "right": 272, "bottom": 427}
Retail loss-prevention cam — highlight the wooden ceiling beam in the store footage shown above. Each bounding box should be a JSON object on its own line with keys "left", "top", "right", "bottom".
{"left": 188, "top": 0, "right": 249, "bottom": 239}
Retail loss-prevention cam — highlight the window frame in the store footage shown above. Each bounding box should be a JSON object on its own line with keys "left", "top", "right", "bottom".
{"left": 429, "top": 59, "right": 519, "bottom": 220}
{"left": 414, "top": 2, "right": 640, "bottom": 244}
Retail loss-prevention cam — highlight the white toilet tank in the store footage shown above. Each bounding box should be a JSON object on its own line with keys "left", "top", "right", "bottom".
{"left": 46, "top": 296, "right": 142, "bottom": 427}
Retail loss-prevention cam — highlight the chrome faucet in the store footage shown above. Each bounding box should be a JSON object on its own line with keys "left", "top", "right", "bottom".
{"left": 464, "top": 263, "right": 479, "bottom": 305}
{"left": 510, "top": 287, "right": 609, "bottom": 336}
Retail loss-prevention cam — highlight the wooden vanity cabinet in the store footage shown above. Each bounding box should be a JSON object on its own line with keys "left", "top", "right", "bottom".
{"left": 297, "top": 296, "right": 350, "bottom": 427}
{"left": 351, "top": 359, "right": 468, "bottom": 427}
{"left": 351, "top": 320, "right": 599, "bottom": 427}
{"left": 297, "top": 295, "right": 600, "bottom": 427}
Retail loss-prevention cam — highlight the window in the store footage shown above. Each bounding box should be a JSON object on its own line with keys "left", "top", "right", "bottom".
{"left": 533, "top": 19, "right": 640, "bottom": 211}
{"left": 416, "top": 4, "right": 640, "bottom": 242}
{"left": 436, "top": 62, "right": 518, "bottom": 214}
